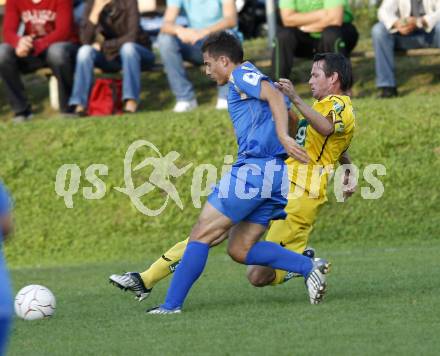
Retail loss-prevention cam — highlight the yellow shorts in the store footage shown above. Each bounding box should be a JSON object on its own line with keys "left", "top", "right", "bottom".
{"left": 265, "top": 190, "right": 327, "bottom": 285}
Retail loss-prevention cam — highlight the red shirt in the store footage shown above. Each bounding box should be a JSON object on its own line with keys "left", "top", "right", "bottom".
{"left": 3, "top": 0, "right": 77, "bottom": 56}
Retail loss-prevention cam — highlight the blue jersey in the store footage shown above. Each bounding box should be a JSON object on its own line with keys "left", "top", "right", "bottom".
{"left": 0, "top": 183, "right": 10, "bottom": 248}
{"left": 228, "top": 62, "right": 288, "bottom": 160}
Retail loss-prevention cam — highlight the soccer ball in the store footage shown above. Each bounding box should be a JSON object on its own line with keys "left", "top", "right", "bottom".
{"left": 14, "top": 285, "right": 56, "bottom": 320}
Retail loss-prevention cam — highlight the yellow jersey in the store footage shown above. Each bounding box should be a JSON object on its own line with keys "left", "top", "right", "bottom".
{"left": 286, "top": 95, "right": 355, "bottom": 197}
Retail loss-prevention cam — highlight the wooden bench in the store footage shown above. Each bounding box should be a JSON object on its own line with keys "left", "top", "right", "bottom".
{"left": 351, "top": 48, "right": 440, "bottom": 59}
{"left": 253, "top": 47, "right": 440, "bottom": 68}
{"left": 28, "top": 47, "right": 440, "bottom": 109}
{"left": 36, "top": 64, "right": 165, "bottom": 110}
{"left": 35, "top": 68, "right": 125, "bottom": 110}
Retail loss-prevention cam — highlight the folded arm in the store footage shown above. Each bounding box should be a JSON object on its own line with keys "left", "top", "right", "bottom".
{"left": 299, "top": 6, "right": 344, "bottom": 33}
{"left": 280, "top": 6, "right": 343, "bottom": 30}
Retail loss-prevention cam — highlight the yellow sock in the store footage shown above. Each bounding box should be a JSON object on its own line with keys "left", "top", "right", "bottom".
{"left": 140, "top": 237, "right": 189, "bottom": 289}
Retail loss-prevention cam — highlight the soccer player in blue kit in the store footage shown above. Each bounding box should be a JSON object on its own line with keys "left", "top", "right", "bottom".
{"left": 0, "top": 182, "right": 13, "bottom": 355}
{"left": 147, "top": 31, "right": 331, "bottom": 314}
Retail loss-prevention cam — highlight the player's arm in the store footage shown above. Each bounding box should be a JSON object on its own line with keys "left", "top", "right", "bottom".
{"left": 0, "top": 213, "right": 13, "bottom": 241}
{"left": 288, "top": 110, "right": 299, "bottom": 138}
{"left": 276, "top": 78, "right": 334, "bottom": 136}
{"left": 260, "top": 81, "right": 309, "bottom": 163}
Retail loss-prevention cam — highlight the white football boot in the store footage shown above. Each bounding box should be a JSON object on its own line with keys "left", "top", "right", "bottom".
{"left": 146, "top": 306, "right": 182, "bottom": 315}
{"left": 305, "top": 258, "right": 331, "bottom": 304}
{"left": 109, "top": 272, "right": 152, "bottom": 302}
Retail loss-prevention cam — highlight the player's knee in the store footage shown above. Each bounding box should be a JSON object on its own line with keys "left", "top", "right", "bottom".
{"left": 227, "top": 243, "right": 248, "bottom": 264}
{"left": 247, "top": 268, "right": 271, "bottom": 287}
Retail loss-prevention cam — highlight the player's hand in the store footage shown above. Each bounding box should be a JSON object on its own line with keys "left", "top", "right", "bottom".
{"left": 342, "top": 170, "right": 357, "bottom": 200}
{"left": 275, "top": 78, "right": 298, "bottom": 102}
{"left": 280, "top": 135, "right": 310, "bottom": 163}
{"left": 15, "top": 36, "right": 33, "bottom": 57}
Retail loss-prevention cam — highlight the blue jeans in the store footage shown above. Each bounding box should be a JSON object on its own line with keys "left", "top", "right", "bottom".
{"left": 372, "top": 22, "right": 440, "bottom": 88}
{"left": 69, "top": 42, "right": 155, "bottom": 107}
{"left": 157, "top": 33, "right": 229, "bottom": 101}
{"left": 73, "top": 2, "right": 86, "bottom": 26}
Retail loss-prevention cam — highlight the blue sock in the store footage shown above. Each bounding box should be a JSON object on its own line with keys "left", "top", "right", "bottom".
{"left": 163, "top": 241, "right": 209, "bottom": 310}
{"left": 245, "top": 241, "right": 313, "bottom": 277}
{"left": 0, "top": 316, "right": 11, "bottom": 356}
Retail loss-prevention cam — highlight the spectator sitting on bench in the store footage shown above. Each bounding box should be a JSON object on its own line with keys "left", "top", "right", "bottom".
{"left": 272, "top": 0, "right": 358, "bottom": 79}
{"left": 372, "top": 0, "right": 440, "bottom": 98}
{"left": 158, "top": 0, "right": 240, "bottom": 112}
{"left": 0, "top": 0, "right": 79, "bottom": 122}
{"left": 69, "top": 0, "right": 155, "bottom": 115}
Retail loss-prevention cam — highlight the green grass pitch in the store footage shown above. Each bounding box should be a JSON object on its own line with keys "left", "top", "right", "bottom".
{"left": 8, "top": 243, "right": 440, "bottom": 355}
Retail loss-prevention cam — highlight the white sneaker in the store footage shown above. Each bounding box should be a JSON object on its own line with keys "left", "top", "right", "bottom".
{"left": 215, "top": 98, "right": 228, "bottom": 110}
{"left": 173, "top": 99, "right": 198, "bottom": 113}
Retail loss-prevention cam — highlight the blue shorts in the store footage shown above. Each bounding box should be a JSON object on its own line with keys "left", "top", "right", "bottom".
{"left": 208, "top": 157, "right": 288, "bottom": 227}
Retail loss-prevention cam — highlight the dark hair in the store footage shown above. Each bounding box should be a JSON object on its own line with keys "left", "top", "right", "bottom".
{"left": 201, "top": 31, "right": 243, "bottom": 64}
{"left": 313, "top": 53, "right": 353, "bottom": 91}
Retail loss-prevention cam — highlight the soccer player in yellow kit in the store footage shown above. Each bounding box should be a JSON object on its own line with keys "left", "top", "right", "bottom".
{"left": 109, "top": 52, "right": 356, "bottom": 301}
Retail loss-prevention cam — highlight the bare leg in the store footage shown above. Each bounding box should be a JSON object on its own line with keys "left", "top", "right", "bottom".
{"left": 227, "top": 222, "right": 267, "bottom": 263}
{"left": 155, "top": 202, "right": 233, "bottom": 310}
{"left": 189, "top": 202, "right": 233, "bottom": 244}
